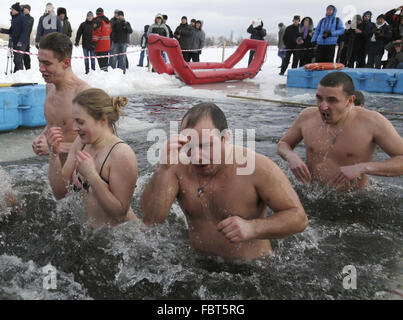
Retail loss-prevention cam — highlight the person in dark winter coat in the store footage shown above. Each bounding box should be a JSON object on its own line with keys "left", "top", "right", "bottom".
{"left": 0, "top": 2, "right": 29, "bottom": 72}
{"left": 75, "top": 11, "right": 96, "bottom": 74}
{"left": 162, "top": 15, "right": 173, "bottom": 38}
{"left": 278, "top": 23, "right": 286, "bottom": 65}
{"left": 137, "top": 25, "right": 149, "bottom": 67}
{"left": 247, "top": 19, "right": 266, "bottom": 65}
{"left": 279, "top": 15, "right": 300, "bottom": 75}
{"left": 385, "top": 39, "right": 403, "bottom": 68}
{"left": 174, "top": 16, "right": 194, "bottom": 62}
{"left": 35, "top": 3, "right": 63, "bottom": 48}
{"left": 346, "top": 15, "right": 367, "bottom": 68}
{"left": 111, "top": 10, "right": 132, "bottom": 73}
{"left": 385, "top": 6, "right": 403, "bottom": 41}
{"left": 109, "top": 9, "right": 120, "bottom": 68}
{"left": 311, "top": 5, "right": 345, "bottom": 62}
{"left": 366, "top": 15, "right": 392, "bottom": 68}
{"left": 189, "top": 20, "right": 205, "bottom": 62}
{"left": 57, "top": 7, "right": 72, "bottom": 38}
{"left": 92, "top": 7, "right": 112, "bottom": 71}
{"left": 295, "top": 17, "right": 314, "bottom": 67}
{"left": 22, "top": 4, "right": 34, "bottom": 70}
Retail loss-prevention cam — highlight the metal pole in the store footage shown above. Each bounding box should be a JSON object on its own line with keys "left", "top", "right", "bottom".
{"left": 222, "top": 41, "right": 226, "bottom": 62}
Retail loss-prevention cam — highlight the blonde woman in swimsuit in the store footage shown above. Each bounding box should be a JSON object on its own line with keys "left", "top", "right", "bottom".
{"left": 46, "top": 88, "right": 138, "bottom": 227}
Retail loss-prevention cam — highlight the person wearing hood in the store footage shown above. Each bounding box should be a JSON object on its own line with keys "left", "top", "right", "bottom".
{"left": 174, "top": 16, "right": 194, "bottom": 62}
{"left": 75, "top": 11, "right": 96, "bottom": 74}
{"left": 57, "top": 7, "right": 72, "bottom": 38}
{"left": 366, "top": 14, "right": 392, "bottom": 68}
{"left": 34, "top": 3, "right": 63, "bottom": 48}
{"left": 311, "top": 5, "right": 345, "bottom": 62}
{"left": 385, "top": 6, "right": 403, "bottom": 41}
{"left": 247, "top": 19, "right": 266, "bottom": 66}
{"left": 137, "top": 25, "right": 149, "bottom": 67}
{"left": 147, "top": 14, "right": 169, "bottom": 38}
{"left": 279, "top": 15, "right": 300, "bottom": 75}
{"left": 0, "top": 2, "right": 29, "bottom": 72}
{"left": 190, "top": 20, "right": 205, "bottom": 62}
{"left": 92, "top": 7, "right": 112, "bottom": 71}
{"left": 21, "top": 4, "right": 34, "bottom": 70}
{"left": 295, "top": 17, "right": 314, "bottom": 67}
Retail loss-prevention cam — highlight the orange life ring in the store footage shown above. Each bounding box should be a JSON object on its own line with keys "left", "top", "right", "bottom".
{"left": 304, "top": 63, "right": 344, "bottom": 71}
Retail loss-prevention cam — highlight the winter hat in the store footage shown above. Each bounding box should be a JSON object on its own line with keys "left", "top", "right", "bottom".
{"left": 87, "top": 11, "right": 93, "bottom": 17}
{"left": 114, "top": 9, "right": 119, "bottom": 14}
{"left": 162, "top": 14, "right": 168, "bottom": 20}
{"left": 376, "top": 14, "right": 385, "bottom": 20}
{"left": 191, "top": 18, "right": 196, "bottom": 23}
{"left": 11, "top": 2, "right": 22, "bottom": 12}
{"left": 181, "top": 16, "right": 188, "bottom": 21}
{"left": 293, "top": 15, "right": 300, "bottom": 21}
{"left": 117, "top": 10, "right": 124, "bottom": 17}
{"left": 327, "top": 5, "right": 336, "bottom": 12}
{"left": 57, "top": 7, "right": 67, "bottom": 16}
{"left": 96, "top": 7, "right": 104, "bottom": 15}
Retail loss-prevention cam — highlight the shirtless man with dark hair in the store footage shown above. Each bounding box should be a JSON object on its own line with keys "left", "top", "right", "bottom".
{"left": 278, "top": 71, "right": 403, "bottom": 190}
{"left": 141, "top": 103, "right": 308, "bottom": 260}
{"left": 32, "top": 32, "right": 90, "bottom": 161}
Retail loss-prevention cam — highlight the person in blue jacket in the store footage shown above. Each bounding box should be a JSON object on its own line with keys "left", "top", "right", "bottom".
{"left": 35, "top": 3, "right": 63, "bottom": 48}
{"left": 0, "top": 2, "right": 29, "bottom": 72}
{"left": 311, "top": 5, "right": 345, "bottom": 62}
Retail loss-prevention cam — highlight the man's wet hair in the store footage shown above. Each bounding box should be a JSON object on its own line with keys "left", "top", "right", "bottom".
{"left": 39, "top": 32, "right": 72, "bottom": 61}
{"left": 319, "top": 72, "right": 355, "bottom": 97}
{"left": 354, "top": 90, "right": 365, "bottom": 106}
{"left": 181, "top": 103, "right": 228, "bottom": 132}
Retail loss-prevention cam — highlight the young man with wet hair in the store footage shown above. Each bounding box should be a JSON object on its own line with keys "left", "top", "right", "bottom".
{"left": 278, "top": 72, "right": 403, "bottom": 190}
{"left": 141, "top": 103, "right": 307, "bottom": 260}
{"left": 32, "top": 33, "right": 90, "bottom": 195}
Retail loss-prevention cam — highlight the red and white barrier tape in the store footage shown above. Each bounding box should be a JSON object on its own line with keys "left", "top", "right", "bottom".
{"left": 1, "top": 46, "right": 205, "bottom": 59}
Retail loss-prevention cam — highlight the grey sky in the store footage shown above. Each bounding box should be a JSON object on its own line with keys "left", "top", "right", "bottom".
{"left": 0, "top": 1, "right": 399, "bottom": 39}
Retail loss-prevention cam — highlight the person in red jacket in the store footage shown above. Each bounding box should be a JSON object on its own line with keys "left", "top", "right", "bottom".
{"left": 92, "top": 7, "right": 111, "bottom": 71}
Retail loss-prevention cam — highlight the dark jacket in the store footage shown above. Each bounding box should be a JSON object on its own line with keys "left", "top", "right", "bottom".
{"left": 385, "top": 8, "right": 403, "bottom": 40}
{"left": 61, "top": 17, "right": 72, "bottom": 38}
{"left": 75, "top": 19, "right": 95, "bottom": 49}
{"left": 35, "top": 14, "right": 63, "bottom": 43}
{"left": 296, "top": 17, "right": 314, "bottom": 49}
{"left": 112, "top": 18, "right": 133, "bottom": 43}
{"left": 247, "top": 23, "right": 267, "bottom": 40}
{"left": 174, "top": 22, "right": 194, "bottom": 50}
{"left": 165, "top": 24, "right": 174, "bottom": 38}
{"left": 283, "top": 24, "right": 300, "bottom": 49}
{"left": 366, "top": 23, "right": 392, "bottom": 55}
{"left": 140, "top": 25, "right": 149, "bottom": 48}
{"left": 0, "top": 12, "right": 29, "bottom": 48}
{"left": 25, "top": 14, "right": 34, "bottom": 37}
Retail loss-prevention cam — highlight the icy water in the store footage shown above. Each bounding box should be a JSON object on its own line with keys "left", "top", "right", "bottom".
{"left": 0, "top": 87, "right": 402, "bottom": 300}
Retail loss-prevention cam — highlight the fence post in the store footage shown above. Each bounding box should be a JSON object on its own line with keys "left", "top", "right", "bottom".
{"left": 222, "top": 41, "right": 226, "bottom": 62}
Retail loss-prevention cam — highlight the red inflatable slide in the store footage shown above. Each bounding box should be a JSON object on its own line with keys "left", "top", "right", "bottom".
{"left": 147, "top": 34, "right": 268, "bottom": 85}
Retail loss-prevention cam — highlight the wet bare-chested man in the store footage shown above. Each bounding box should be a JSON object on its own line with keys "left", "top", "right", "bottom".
{"left": 32, "top": 32, "right": 90, "bottom": 161}
{"left": 141, "top": 103, "right": 307, "bottom": 260}
{"left": 278, "top": 72, "right": 403, "bottom": 190}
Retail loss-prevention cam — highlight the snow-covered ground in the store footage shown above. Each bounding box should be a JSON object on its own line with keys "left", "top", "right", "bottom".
{"left": 0, "top": 42, "right": 292, "bottom": 101}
